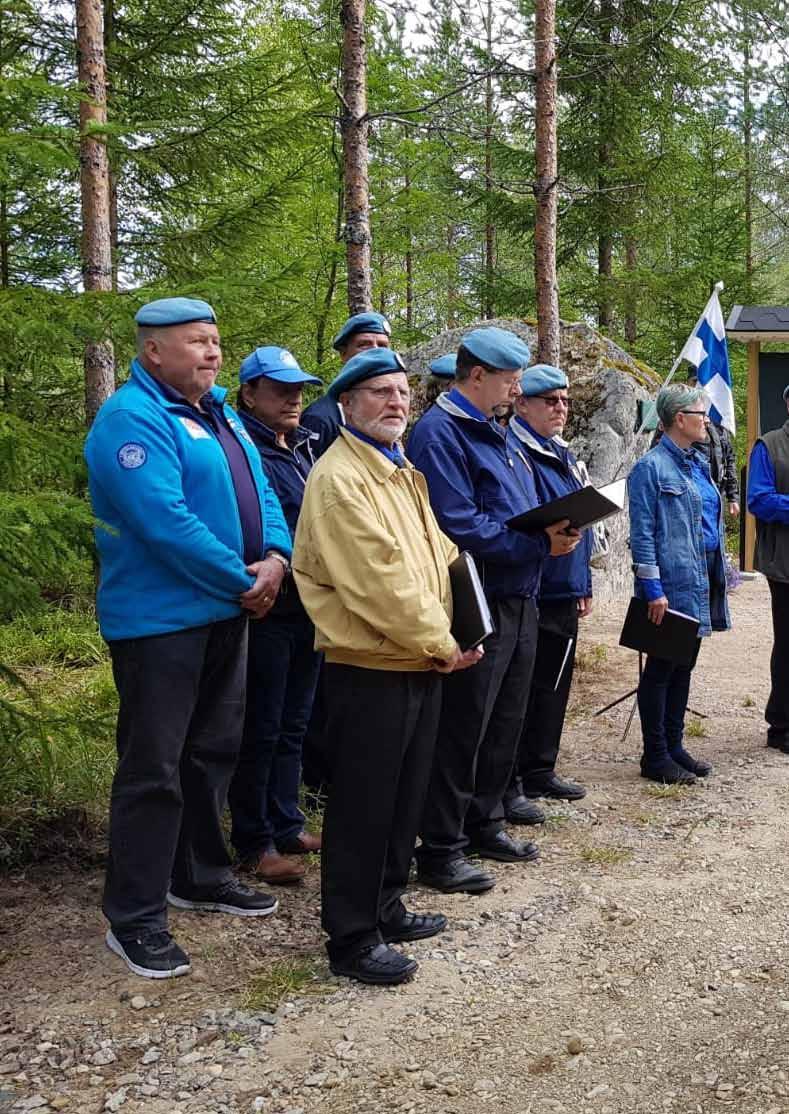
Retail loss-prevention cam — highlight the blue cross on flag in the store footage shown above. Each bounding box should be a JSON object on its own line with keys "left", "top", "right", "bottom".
{"left": 678, "top": 285, "right": 735, "bottom": 434}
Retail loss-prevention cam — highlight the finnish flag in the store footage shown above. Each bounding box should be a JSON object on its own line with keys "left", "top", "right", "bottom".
{"left": 678, "top": 285, "right": 735, "bottom": 434}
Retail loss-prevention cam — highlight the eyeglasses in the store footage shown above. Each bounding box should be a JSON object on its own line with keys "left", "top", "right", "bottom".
{"left": 350, "top": 385, "right": 411, "bottom": 403}
{"left": 679, "top": 409, "right": 707, "bottom": 417}
{"left": 533, "top": 395, "right": 571, "bottom": 410}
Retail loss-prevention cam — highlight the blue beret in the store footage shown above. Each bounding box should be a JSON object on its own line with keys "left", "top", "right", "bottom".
{"left": 428, "top": 353, "right": 457, "bottom": 379}
{"left": 461, "top": 326, "right": 530, "bottom": 371}
{"left": 239, "top": 346, "right": 323, "bottom": 386}
{"left": 332, "top": 312, "right": 392, "bottom": 351}
{"left": 519, "top": 363, "right": 569, "bottom": 396}
{"left": 327, "top": 348, "right": 407, "bottom": 399}
{"left": 135, "top": 297, "right": 216, "bottom": 327}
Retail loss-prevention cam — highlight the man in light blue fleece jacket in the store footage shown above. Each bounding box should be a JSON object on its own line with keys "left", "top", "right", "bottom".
{"left": 85, "top": 297, "right": 292, "bottom": 980}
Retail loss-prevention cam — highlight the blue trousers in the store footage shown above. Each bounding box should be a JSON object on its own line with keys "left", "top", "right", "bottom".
{"left": 637, "top": 640, "right": 701, "bottom": 763}
{"left": 229, "top": 609, "right": 321, "bottom": 860}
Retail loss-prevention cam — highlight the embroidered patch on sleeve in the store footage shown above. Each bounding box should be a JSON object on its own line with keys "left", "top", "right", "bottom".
{"left": 117, "top": 443, "right": 147, "bottom": 469}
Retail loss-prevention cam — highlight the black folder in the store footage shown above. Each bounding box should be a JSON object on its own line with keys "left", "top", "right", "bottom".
{"left": 619, "top": 597, "right": 700, "bottom": 666}
{"left": 506, "top": 479, "right": 626, "bottom": 533}
{"left": 448, "top": 552, "right": 495, "bottom": 651}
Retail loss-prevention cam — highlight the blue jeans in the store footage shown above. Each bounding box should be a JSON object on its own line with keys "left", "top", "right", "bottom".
{"left": 229, "top": 608, "right": 321, "bottom": 859}
{"left": 637, "top": 642, "right": 701, "bottom": 763}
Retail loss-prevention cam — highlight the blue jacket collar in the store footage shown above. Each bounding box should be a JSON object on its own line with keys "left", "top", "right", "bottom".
{"left": 130, "top": 358, "right": 227, "bottom": 407}
{"left": 436, "top": 389, "right": 505, "bottom": 441}
{"left": 509, "top": 415, "right": 568, "bottom": 458}
{"left": 238, "top": 408, "right": 317, "bottom": 452}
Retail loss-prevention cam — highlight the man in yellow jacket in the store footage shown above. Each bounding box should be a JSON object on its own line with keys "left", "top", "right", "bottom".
{"left": 293, "top": 347, "right": 483, "bottom": 986}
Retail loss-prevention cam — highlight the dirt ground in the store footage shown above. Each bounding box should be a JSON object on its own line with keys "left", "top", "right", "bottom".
{"left": 1, "top": 575, "right": 786, "bottom": 1114}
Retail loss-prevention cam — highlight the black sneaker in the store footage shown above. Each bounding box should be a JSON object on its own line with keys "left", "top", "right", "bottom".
{"left": 167, "top": 878, "right": 278, "bottom": 918}
{"left": 106, "top": 928, "right": 192, "bottom": 979}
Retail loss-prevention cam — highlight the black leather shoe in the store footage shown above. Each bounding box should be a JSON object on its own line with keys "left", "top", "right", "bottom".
{"left": 524, "top": 775, "right": 587, "bottom": 801}
{"left": 468, "top": 830, "right": 540, "bottom": 863}
{"left": 416, "top": 856, "right": 495, "bottom": 894}
{"left": 639, "top": 757, "right": 696, "bottom": 785}
{"left": 381, "top": 912, "right": 447, "bottom": 943}
{"left": 330, "top": 943, "right": 417, "bottom": 986}
{"left": 671, "top": 748, "right": 712, "bottom": 777}
{"left": 504, "top": 794, "right": 546, "bottom": 825}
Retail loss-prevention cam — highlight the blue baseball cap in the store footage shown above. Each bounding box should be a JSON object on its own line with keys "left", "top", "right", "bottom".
{"left": 520, "top": 363, "right": 568, "bottom": 396}
{"left": 429, "top": 353, "right": 457, "bottom": 379}
{"left": 461, "top": 326, "right": 530, "bottom": 371}
{"left": 332, "top": 312, "right": 392, "bottom": 352}
{"left": 135, "top": 297, "right": 216, "bottom": 327}
{"left": 327, "top": 348, "right": 407, "bottom": 399}
{"left": 239, "top": 346, "right": 323, "bottom": 386}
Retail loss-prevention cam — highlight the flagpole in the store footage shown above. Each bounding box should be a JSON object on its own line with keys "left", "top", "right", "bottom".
{"left": 609, "top": 280, "right": 724, "bottom": 482}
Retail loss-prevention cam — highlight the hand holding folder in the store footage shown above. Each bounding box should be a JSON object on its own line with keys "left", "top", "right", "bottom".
{"left": 619, "top": 597, "right": 700, "bottom": 667}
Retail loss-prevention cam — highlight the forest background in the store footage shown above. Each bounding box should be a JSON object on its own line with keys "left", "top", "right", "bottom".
{"left": 1, "top": 0, "right": 787, "bottom": 862}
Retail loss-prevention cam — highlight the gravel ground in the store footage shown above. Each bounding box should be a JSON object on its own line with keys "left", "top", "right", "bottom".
{"left": 1, "top": 575, "right": 786, "bottom": 1114}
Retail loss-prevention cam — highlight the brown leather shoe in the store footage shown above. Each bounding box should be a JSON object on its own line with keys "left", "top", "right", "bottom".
{"left": 277, "top": 830, "right": 322, "bottom": 854}
{"left": 246, "top": 849, "right": 305, "bottom": 885}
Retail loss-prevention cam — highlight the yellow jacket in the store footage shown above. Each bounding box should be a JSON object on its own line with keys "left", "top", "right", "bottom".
{"left": 293, "top": 429, "right": 459, "bottom": 671}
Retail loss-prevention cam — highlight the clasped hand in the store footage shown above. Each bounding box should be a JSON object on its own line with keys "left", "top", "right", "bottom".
{"left": 241, "top": 556, "right": 287, "bottom": 618}
{"left": 433, "top": 645, "right": 485, "bottom": 673}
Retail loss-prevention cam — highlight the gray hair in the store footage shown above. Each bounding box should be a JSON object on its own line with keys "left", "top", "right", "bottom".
{"left": 655, "top": 383, "right": 707, "bottom": 430}
{"left": 136, "top": 325, "right": 165, "bottom": 357}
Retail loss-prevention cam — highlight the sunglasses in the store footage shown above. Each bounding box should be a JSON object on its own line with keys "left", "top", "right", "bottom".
{"left": 533, "top": 395, "right": 571, "bottom": 410}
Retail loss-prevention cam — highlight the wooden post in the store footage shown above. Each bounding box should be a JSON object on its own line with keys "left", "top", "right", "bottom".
{"left": 744, "top": 339, "right": 760, "bottom": 571}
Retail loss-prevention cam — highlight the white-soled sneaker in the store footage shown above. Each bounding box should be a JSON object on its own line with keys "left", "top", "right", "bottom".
{"left": 106, "top": 928, "right": 192, "bottom": 979}
{"left": 167, "top": 879, "right": 278, "bottom": 917}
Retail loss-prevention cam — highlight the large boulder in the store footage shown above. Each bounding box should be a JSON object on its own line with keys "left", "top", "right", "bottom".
{"left": 402, "top": 317, "right": 661, "bottom": 604}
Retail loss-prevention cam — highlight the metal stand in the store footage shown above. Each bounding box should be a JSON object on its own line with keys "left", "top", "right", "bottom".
{"left": 594, "top": 652, "right": 707, "bottom": 743}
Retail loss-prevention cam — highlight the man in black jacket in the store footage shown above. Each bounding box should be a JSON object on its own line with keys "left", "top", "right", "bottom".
{"left": 228, "top": 346, "right": 324, "bottom": 885}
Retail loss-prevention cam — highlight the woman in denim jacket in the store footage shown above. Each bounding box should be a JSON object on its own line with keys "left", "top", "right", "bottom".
{"left": 628, "top": 383, "right": 731, "bottom": 784}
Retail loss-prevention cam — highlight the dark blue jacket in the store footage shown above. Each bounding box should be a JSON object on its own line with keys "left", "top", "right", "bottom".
{"left": 406, "top": 392, "right": 548, "bottom": 601}
{"left": 301, "top": 393, "right": 343, "bottom": 459}
{"left": 239, "top": 409, "right": 317, "bottom": 618}
{"left": 508, "top": 417, "right": 593, "bottom": 601}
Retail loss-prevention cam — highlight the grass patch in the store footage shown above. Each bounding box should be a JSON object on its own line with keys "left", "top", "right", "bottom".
{"left": 242, "top": 956, "right": 332, "bottom": 1012}
{"left": 0, "top": 603, "right": 116, "bottom": 864}
{"left": 575, "top": 643, "right": 608, "bottom": 672}
{"left": 643, "top": 782, "right": 693, "bottom": 800}
{"left": 685, "top": 718, "right": 707, "bottom": 738}
{"left": 578, "top": 845, "right": 632, "bottom": 866}
{"left": 742, "top": 696, "right": 755, "bottom": 708}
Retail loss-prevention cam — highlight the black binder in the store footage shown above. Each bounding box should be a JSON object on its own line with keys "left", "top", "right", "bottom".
{"left": 448, "top": 552, "right": 495, "bottom": 651}
{"left": 619, "top": 597, "right": 700, "bottom": 666}
{"left": 506, "top": 479, "right": 626, "bottom": 533}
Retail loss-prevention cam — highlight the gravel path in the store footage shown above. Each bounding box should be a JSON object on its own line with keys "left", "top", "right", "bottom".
{"left": 1, "top": 576, "right": 785, "bottom": 1114}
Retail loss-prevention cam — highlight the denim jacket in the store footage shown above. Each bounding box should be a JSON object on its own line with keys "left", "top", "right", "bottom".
{"left": 627, "top": 435, "right": 730, "bottom": 637}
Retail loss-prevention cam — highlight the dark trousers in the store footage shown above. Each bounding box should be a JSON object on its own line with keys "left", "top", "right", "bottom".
{"left": 766, "top": 578, "right": 789, "bottom": 739}
{"left": 302, "top": 663, "right": 331, "bottom": 792}
{"left": 637, "top": 643, "right": 700, "bottom": 763}
{"left": 103, "top": 616, "right": 248, "bottom": 936}
{"left": 228, "top": 610, "right": 321, "bottom": 860}
{"left": 512, "top": 598, "right": 578, "bottom": 791}
{"left": 321, "top": 664, "right": 441, "bottom": 961}
{"left": 418, "top": 596, "right": 539, "bottom": 864}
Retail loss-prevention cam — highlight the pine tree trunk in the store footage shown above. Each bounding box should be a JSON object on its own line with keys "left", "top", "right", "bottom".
{"left": 340, "top": 0, "right": 372, "bottom": 314}
{"left": 0, "top": 188, "right": 9, "bottom": 289}
{"left": 316, "top": 175, "right": 344, "bottom": 366}
{"left": 77, "top": 0, "right": 114, "bottom": 424}
{"left": 533, "top": 0, "right": 560, "bottom": 365}
{"left": 596, "top": 0, "right": 614, "bottom": 332}
{"left": 483, "top": 0, "right": 495, "bottom": 319}
{"left": 742, "top": 16, "right": 754, "bottom": 297}
{"left": 624, "top": 235, "right": 637, "bottom": 345}
{"left": 404, "top": 164, "right": 413, "bottom": 328}
{"left": 103, "top": 0, "right": 119, "bottom": 291}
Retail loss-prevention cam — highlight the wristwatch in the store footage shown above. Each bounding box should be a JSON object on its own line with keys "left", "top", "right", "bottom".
{"left": 265, "top": 550, "right": 290, "bottom": 573}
